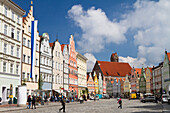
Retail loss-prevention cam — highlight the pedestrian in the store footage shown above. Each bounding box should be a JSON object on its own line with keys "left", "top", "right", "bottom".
{"left": 59, "top": 98, "right": 65, "bottom": 112}
{"left": 32, "top": 95, "right": 36, "bottom": 109}
{"left": 117, "top": 98, "right": 122, "bottom": 109}
{"left": 94, "top": 95, "right": 96, "bottom": 102}
{"left": 27, "top": 95, "right": 31, "bottom": 109}
{"left": 155, "top": 95, "right": 158, "bottom": 103}
{"left": 80, "top": 96, "right": 83, "bottom": 104}
{"left": 44, "top": 94, "right": 48, "bottom": 105}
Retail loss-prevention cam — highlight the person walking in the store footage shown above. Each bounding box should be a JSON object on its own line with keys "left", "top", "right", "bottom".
{"left": 59, "top": 98, "right": 65, "bottom": 112}
{"left": 27, "top": 95, "right": 31, "bottom": 109}
{"left": 117, "top": 98, "right": 122, "bottom": 109}
{"left": 32, "top": 95, "right": 36, "bottom": 109}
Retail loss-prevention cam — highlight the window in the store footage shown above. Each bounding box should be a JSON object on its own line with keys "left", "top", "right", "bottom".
{"left": 22, "top": 72, "right": 25, "bottom": 80}
{"left": 36, "top": 59, "right": 38, "bottom": 66}
{"left": 4, "top": 6, "right": 8, "bottom": 16}
{"left": 16, "top": 64, "right": 19, "bottom": 74}
{"left": 4, "top": 43, "right": 7, "bottom": 54}
{"left": 11, "top": 11, "right": 14, "bottom": 20}
{"left": 56, "top": 62, "right": 58, "bottom": 70}
{"left": 44, "top": 46, "right": 45, "bottom": 52}
{"left": 11, "top": 45, "right": 14, "bottom": 56}
{"left": 36, "top": 44, "right": 38, "bottom": 51}
{"left": 58, "top": 52, "right": 60, "bottom": 57}
{"left": 35, "top": 75, "right": 37, "bottom": 82}
{"left": 56, "top": 51, "right": 57, "bottom": 56}
{"left": 46, "top": 58, "right": 48, "bottom": 65}
{"left": 28, "top": 40, "right": 30, "bottom": 48}
{"left": 28, "top": 56, "right": 30, "bottom": 64}
{"left": 23, "top": 54, "right": 26, "bottom": 62}
{"left": 28, "top": 25, "right": 30, "bottom": 32}
{"left": 3, "top": 61, "right": 7, "bottom": 72}
{"left": 17, "top": 48, "right": 19, "bottom": 57}
{"left": 17, "top": 31, "right": 20, "bottom": 41}
{"left": 58, "top": 63, "right": 60, "bottom": 70}
{"left": 27, "top": 73, "right": 29, "bottom": 81}
{"left": 23, "top": 38, "right": 26, "bottom": 46}
{"left": 4, "top": 24, "right": 7, "bottom": 35}
{"left": 11, "top": 28, "right": 14, "bottom": 38}
{"left": 47, "top": 47, "right": 48, "bottom": 52}
{"left": 10, "top": 63, "right": 14, "bottom": 74}
{"left": 17, "top": 15, "right": 20, "bottom": 23}
{"left": 56, "top": 75, "right": 57, "bottom": 83}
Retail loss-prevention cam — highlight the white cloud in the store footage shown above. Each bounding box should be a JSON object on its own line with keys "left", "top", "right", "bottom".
{"left": 121, "top": 0, "right": 170, "bottom": 65}
{"left": 119, "top": 56, "right": 147, "bottom": 68}
{"left": 68, "top": 0, "right": 170, "bottom": 67}
{"left": 84, "top": 53, "right": 96, "bottom": 72}
{"left": 68, "top": 5, "right": 127, "bottom": 53}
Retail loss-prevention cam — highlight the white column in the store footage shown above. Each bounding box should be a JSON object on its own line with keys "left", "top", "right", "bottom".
{"left": 17, "top": 85, "right": 27, "bottom": 107}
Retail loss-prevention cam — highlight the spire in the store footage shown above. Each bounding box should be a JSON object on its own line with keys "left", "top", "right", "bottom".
{"left": 30, "top": 0, "right": 33, "bottom": 15}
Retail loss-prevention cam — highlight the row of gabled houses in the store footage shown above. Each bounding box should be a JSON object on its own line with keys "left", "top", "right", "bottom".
{"left": 0, "top": 0, "right": 88, "bottom": 103}
{"left": 87, "top": 51, "right": 170, "bottom": 98}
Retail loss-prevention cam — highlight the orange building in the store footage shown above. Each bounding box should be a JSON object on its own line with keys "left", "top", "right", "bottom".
{"left": 87, "top": 72, "right": 95, "bottom": 95}
{"left": 68, "top": 35, "right": 78, "bottom": 94}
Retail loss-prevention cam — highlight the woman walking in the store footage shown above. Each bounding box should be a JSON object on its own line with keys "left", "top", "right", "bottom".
{"left": 117, "top": 98, "right": 122, "bottom": 109}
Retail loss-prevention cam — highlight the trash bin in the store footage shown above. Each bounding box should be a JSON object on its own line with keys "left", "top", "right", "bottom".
{"left": 13, "top": 97, "right": 17, "bottom": 104}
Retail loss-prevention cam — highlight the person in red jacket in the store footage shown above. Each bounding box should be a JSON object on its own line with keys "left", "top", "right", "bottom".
{"left": 117, "top": 98, "right": 122, "bottom": 109}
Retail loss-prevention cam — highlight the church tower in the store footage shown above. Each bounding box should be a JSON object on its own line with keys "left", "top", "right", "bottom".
{"left": 110, "top": 52, "right": 119, "bottom": 62}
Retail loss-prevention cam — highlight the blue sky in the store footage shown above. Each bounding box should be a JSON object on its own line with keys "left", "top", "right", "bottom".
{"left": 13, "top": 0, "right": 170, "bottom": 71}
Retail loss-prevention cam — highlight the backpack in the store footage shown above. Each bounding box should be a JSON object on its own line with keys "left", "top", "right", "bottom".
{"left": 119, "top": 100, "right": 122, "bottom": 104}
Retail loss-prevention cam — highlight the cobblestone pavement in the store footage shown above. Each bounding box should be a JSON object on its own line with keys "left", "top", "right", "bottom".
{"left": 4, "top": 99, "right": 163, "bottom": 113}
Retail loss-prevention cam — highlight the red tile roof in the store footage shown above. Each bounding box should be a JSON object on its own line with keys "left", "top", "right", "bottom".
{"left": 49, "top": 43, "right": 53, "bottom": 47}
{"left": 61, "top": 44, "right": 65, "bottom": 52}
{"left": 97, "top": 61, "right": 132, "bottom": 77}
{"left": 135, "top": 68, "right": 142, "bottom": 75}
{"left": 167, "top": 53, "right": 170, "bottom": 62}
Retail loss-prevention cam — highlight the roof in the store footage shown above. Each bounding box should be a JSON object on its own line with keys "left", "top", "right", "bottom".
{"left": 135, "top": 68, "right": 142, "bottom": 75}
{"left": 167, "top": 53, "right": 170, "bottom": 62}
{"left": 61, "top": 44, "right": 65, "bottom": 52}
{"left": 97, "top": 61, "right": 132, "bottom": 77}
{"left": 49, "top": 43, "right": 53, "bottom": 47}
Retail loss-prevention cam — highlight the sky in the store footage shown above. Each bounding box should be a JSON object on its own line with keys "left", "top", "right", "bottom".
{"left": 13, "top": 0, "right": 170, "bottom": 71}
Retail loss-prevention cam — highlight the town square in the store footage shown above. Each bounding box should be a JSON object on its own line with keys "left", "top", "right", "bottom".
{"left": 1, "top": 0, "right": 170, "bottom": 112}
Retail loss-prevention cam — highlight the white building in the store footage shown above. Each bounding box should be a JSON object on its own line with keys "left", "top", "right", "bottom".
{"left": 0, "top": 0, "right": 25, "bottom": 102}
{"left": 22, "top": 2, "right": 40, "bottom": 95}
{"left": 61, "top": 44, "right": 69, "bottom": 92}
{"left": 50, "top": 40, "right": 63, "bottom": 93}
{"left": 77, "top": 52, "right": 88, "bottom": 97}
{"left": 40, "top": 33, "right": 53, "bottom": 91}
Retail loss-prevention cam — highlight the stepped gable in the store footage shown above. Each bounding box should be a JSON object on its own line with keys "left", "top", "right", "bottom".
{"left": 97, "top": 61, "right": 132, "bottom": 77}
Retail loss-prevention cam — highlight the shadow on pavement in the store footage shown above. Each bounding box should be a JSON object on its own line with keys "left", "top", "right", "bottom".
{"left": 128, "top": 104, "right": 163, "bottom": 112}
{"left": 131, "top": 111, "right": 162, "bottom": 113}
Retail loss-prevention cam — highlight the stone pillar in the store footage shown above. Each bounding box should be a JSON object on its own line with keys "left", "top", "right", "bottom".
{"left": 17, "top": 85, "right": 27, "bottom": 107}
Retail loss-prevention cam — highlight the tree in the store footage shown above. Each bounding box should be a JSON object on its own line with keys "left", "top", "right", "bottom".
{"left": 38, "top": 74, "right": 43, "bottom": 90}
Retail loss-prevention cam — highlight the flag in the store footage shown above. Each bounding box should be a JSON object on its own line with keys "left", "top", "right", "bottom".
{"left": 30, "top": 20, "right": 38, "bottom": 78}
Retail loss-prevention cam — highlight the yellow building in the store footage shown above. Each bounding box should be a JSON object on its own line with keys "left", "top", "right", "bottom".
{"left": 124, "top": 75, "right": 131, "bottom": 96}
{"left": 94, "top": 72, "right": 99, "bottom": 94}
{"left": 145, "top": 67, "right": 152, "bottom": 93}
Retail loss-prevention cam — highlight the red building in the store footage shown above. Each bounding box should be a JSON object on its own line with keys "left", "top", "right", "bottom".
{"left": 68, "top": 35, "right": 78, "bottom": 94}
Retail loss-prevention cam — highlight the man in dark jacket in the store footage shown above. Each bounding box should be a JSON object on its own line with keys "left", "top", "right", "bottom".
{"left": 59, "top": 98, "right": 65, "bottom": 112}
{"left": 32, "top": 95, "right": 36, "bottom": 109}
{"left": 27, "top": 95, "right": 31, "bottom": 109}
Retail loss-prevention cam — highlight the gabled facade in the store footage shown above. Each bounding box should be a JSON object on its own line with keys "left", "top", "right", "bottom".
{"left": 94, "top": 72, "right": 99, "bottom": 94}
{"left": 22, "top": 3, "right": 40, "bottom": 95}
{"left": 135, "top": 68, "right": 141, "bottom": 93}
{"left": 61, "top": 44, "right": 69, "bottom": 92}
{"left": 98, "top": 72, "right": 103, "bottom": 94}
{"left": 139, "top": 67, "right": 146, "bottom": 94}
{"left": 50, "top": 40, "right": 63, "bottom": 93}
{"left": 131, "top": 67, "right": 137, "bottom": 93}
{"left": 124, "top": 75, "right": 130, "bottom": 94}
{"left": 87, "top": 73, "right": 95, "bottom": 95}
{"left": 103, "top": 76, "right": 106, "bottom": 94}
{"left": 0, "top": 0, "right": 25, "bottom": 102}
{"left": 68, "top": 35, "right": 78, "bottom": 93}
{"left": 162, "top": 51, "right": 170, "bottom": 94}
{"left": 40, "top": 33, "right": 52, "bottom": 91}
{"left": 145, "top": 67, "right": 152, "bottom": 93}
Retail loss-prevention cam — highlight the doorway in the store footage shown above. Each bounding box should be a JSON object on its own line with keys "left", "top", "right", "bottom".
{"left": 2, "top": 87, "right": 7, "bottom": 102}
